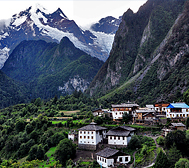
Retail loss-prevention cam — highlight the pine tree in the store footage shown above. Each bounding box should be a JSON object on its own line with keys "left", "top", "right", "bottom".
{"left": 154, "top": 149, "right": 169, "bottom": 168}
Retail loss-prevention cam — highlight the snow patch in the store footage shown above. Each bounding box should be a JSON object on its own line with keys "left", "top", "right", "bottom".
{"left": 91, "top": 31, "right": 114, "bottom": 53}
{"left": 0, "top": 32, "right": 9, "bottom": 40}
{"left": 0, "top": 47, "right": 10, "bottom": 69}
{"left": 12, "top": 16, "right": 27, "bottom": 27}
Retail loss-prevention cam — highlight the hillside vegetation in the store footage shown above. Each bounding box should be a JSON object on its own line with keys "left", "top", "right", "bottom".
{"left": 1, "top": 37, "right": 103, "bottom": 107}
{"left": 88, "top": 0, "right": 189, "bottom": 105}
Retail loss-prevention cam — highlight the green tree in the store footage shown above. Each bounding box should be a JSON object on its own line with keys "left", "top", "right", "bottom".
{"left": 156, "top": 136, "right": 165, "bottom": 146}
{"left": 127, "top": 135, "right": 141, "bottom": 150}
{"left": 154, "top": 149, "right": 169, "bottom": 168}
{"left": 175, "top": 158, "right": 189, "bottom": 168}
{"left": 122, "top": 112, "right": 132, "bottom": 124}
{"left": 183, "top": 89, "right": 189, "bottom": 105}
{"left": 186, "top": 117, "right": 189, "bottom": 129}
{"left": 167, "top": 143, "right": 182, "bottom": 168}
{"left": 15, "top": 119, "right": 26, "bottom": 132}
{"left": 36, "top": 144, "right": 45, "bottom": 160}
{"left": 165, "top": 130, "right": 186, "bottom": 153}
{"left": 34, "top": 98, "right": 42, "bottom": 107}
{"left": 54, "top": 139, "right": 76, "bottom": 165}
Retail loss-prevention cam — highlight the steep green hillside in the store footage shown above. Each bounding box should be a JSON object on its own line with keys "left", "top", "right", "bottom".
{"left": 88, "top": 0, "right": 188, "bottom": 105}
{"left": 0, "top": 70, "right": 29, "bottom": 108}
{"left": 2, "top": 37, "right": 104, "bottom": 100}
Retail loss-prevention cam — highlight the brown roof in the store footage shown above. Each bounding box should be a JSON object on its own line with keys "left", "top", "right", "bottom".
{"left": 155, "top": 104, "right": 169, "bottom": 107}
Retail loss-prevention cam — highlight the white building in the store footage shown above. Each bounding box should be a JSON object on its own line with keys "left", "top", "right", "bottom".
{"left": 146, "top": 105, "right": 155, "bottom": 110}
{"left": 166, "top": 102, "right": 189, "bottom": 119}
{"left": 111, "top": 103, "right": 139, "bottom": 121}
{"left": 96, "top": 147, "right": 131, "bottom": 168}
{"left": 106, "top": 126, "right": 135, "bottom": 146}
{"left": 68, "top": 131, "right": 77, "bottom": 141}
{"left": 78, "top": 122, "right": 107, "bottom": 150}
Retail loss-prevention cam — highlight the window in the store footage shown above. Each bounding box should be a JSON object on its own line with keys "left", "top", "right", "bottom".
{"left": 125, "top": 157, "right": 128, "bottom": 161}
{"left": 105, "top": 159, "right": 106, "bottom": 163}
{"left": 80, "top": 136, "right": 82, "bottom": 139}
{"left": 80, "top": 131, "right": 82, "bottom": 134}
{"left": 88, "top": 132, "right": 90, "bottom": 134}
{"left": 92, "top": 131, "right": 93, "bottom": 134}
{"left": 97, "top": 156, "right": 99, "bottom": 160}
{"left": 110, "top": 136, "right": 112, "bottom": 139}
{"left": 187, "top": 109, "right": 188, "bottom": 112}
{"left": 119, "top": 157, "right": 122, "bottom": 162}
{"left": 91, "top": 136, "right": 93, "bottom": 139}
{"left": 84, "top": 136, "right": 86, "bottom": 139}
{"left": 114, "top": 136, "right": 116, "bottom": 140}
{"left": 116, "top": 113, "right": 117, "bottom": 115}
{"left": 118, "top": 137, "right": 120, "bottom": 140}
{"left": 84, "top": 131, "right": 86, "bottom": 134}
{"left": 88, "top": 136, "right": 90, "bottom": 139}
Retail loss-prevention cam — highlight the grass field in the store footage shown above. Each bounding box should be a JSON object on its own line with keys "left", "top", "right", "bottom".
{"left": 39, "top": 147, "right": 57, "bottom": 168}
{"left": 51, "top": 119, "right": 84, "bottom": 125}
{"left": 59, "top": 110, "right": 80, "bottom": 115}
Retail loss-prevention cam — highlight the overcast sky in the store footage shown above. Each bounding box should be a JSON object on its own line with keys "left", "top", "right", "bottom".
{"left": 0, "top": 0, "right": 147, "bottom": 27}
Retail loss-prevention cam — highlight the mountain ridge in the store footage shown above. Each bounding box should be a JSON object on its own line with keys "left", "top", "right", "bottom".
{"left": 2, "top": 36, "right": 104, "bottom": 100}
{"left": 87, "top": 0, "right": 188, "bottom": 105}
{"left": 0, "top": 4, "right": 122, "bottom": 68}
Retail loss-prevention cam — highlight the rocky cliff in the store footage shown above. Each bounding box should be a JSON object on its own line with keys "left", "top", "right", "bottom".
{"left": 88, "top": 0, "right": 188, "bottom": 105}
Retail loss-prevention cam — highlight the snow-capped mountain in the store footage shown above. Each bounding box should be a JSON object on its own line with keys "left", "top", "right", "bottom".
{"left": 0, "top": 4, "right": 121, "bottom": 68}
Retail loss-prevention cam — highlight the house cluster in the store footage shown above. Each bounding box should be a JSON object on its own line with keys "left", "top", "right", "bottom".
{"left": 92, "top": 102, "right": 189, "bottom": 125}
{"left": 70, "top": 122, "right": 135, "bottom": 167}
{"left": 162, "top": 122, "right": 186, "bottom": 136}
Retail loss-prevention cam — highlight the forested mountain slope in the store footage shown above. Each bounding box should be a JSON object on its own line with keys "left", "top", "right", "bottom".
{"left": 2, "top": 37, "right": 104, "bottom": 100}
{"left": 0, "top": 70, "right": 29, "bottom": 108}
{"left": 87, "top": 0, "right": 188, "bottom": 105}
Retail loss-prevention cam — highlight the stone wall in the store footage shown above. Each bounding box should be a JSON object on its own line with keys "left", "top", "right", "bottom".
{"left": 78, "top": 144, "right": 97, "bottom": 150}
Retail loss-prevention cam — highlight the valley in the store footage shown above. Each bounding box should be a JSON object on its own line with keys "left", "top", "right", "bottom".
{"left": 1, "top": 0, "right": 189, "bottom": 167}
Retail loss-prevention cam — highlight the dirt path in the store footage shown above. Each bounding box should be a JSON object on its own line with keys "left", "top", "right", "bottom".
{"left": 130, "top": 135, "right": 162, "bottom": 168}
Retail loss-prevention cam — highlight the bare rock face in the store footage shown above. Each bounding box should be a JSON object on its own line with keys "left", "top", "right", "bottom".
{"left": 87, "top": 0, "right": 188, "bottom": 103}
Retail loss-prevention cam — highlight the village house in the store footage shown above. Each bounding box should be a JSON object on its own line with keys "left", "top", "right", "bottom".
{"left": 96, "top": 147, "right": 131, "bottom": 168}
{"left": 162, "top": 122, "right": 186, "bottom": 136}
{"left": 78, "top": 122, "right": 107, "bottom": 150}
{"left": 146, "top": 105, "right": 155, "bottom": 110}
{"left": 166, "top": 102, "right": 189, "bottom": 119}
{"left": 169, "top": 122, "right": 186, "bottom": 131}
{"left": 68, "top": 130, "right": 77, "bottom": 141}
{"left": 111, "top": 102, "right": 139, "bottom": 121}
{"left": 92, "top": 108, "right": 112, "bottom": 118}
{"left": 155, "top": 103, "right": 169, "bottom": 115}
{"left": 106, "top": 126, "right": 136, "bottom": 146}
{"left": 134, "top": 107, "right": 156, "bottom": 124}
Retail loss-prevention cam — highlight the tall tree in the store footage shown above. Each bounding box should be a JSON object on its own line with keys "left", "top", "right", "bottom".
{"left": 154, "top": 149, "right": 169, "bottom": 168}
{"left": 175, "top": 158, "right": 189, "bottom": 168}
{"left": 54, "top": 139, "right": 76, "bottom": 165}
{"left": 167, "top": 143, "right": 182, "bottom": 168}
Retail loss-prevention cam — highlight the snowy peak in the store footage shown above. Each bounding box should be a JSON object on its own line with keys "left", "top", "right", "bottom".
{"left": 0, "top": 4, "right": 122, "bottom": 68}
{"left": 90, "top": 16, "right": 122, "bottom": 34}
